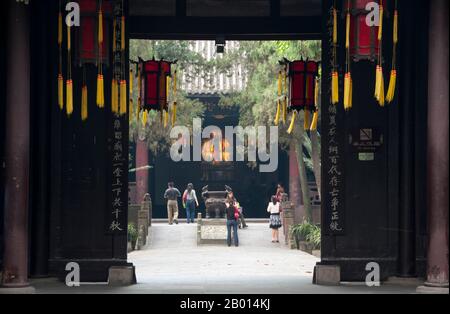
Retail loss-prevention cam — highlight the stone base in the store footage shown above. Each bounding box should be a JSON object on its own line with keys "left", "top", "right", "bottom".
{"left": 416, "top": 285, "right": 449, "bottom": 294}
{"left": 313, "top": 265, "right": 341, "bottom": 286}
{"left": 197, "top": 219, "right": 228, "bottom": 245}
{"left": 108, "top": 266, "right": 137, "bottom": 286}
{"left": 0, "top": 286, "right": 36, "bottom": 295}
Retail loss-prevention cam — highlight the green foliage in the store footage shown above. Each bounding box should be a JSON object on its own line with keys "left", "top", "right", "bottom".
{"left": 128, "top": 223, "right": 138, "bottom": 244}
{"left": 290, "top": 220, "right": 322, "bottom": 249}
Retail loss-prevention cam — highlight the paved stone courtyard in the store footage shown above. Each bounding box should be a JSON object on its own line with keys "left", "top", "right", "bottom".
{"left": 28, "top": 223, "right": 422, "bottom": 294}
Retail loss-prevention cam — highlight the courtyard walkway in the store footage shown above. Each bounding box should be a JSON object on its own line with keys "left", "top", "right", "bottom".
{"left": 29, "top": 223, "right": 421, "bottom": 294}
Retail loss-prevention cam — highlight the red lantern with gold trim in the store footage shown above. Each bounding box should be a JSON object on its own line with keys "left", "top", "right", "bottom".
{"left": 139, "top": 59, "right": 172, "bottom": 112}
{"left": 288, "top": 60, "right": 320, "bottom": 112}
{"left": 348, "top": 0, "right": 386, "bottom": 62}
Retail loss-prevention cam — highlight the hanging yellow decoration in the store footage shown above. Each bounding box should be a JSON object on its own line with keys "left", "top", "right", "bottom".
{"left": 163, "top": 110, "right": 169, "bottom": 128}
{"left": 81, "top": 85, "right": 88, "bottom": 122}
{"left": 374, "top": 2, "right": 385, "bottom": 106}
{"left": 171, "top": 71, "right": 178, "bottom": 127}
{"left": 58, "top": 9, "right": 64, "bottom": 110}
{"left": 287, "top": 111, "right": 298, "bottom": 135}
{"left": 58, "top": 75, "right": 64, "bottom": 110}
{"left": 111, "top": 79, "right": 118, "bottom": 114}
{"left": 120, "top": 80, "right": 127, "bottom": 115}
{"left": 274, "top": 71, "right": 283, "bottom": 125}
{"left": 66, "top": 25, "right": 73, "bottom": 117}
{"left": 386, "top": 5, "right": 398, "bottom": 103}
{"left": 96, "top": 4, "right": 105, "bottom": 108}
{"left": 282, "top": 67, "right": 288, "bottom": 124}
{"left": 331, "top": 2, "right": 339, "bottom": 105}
{"left": 274, "top": 101, "right": 281, "bottom": 126}
{"left": 142, "top": 110, "right": 148, "bottom": 127}
{"left": 343, "top": 4, "right": 353, "bottom": 111}
{"left": 304, "top": 110, "right": 311, "bottom": 131}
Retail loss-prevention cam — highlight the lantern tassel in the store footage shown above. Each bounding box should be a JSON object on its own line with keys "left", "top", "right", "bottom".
{"left": 81, "top": 85, "right": 88, "bottom": 122}
{"left": 98, "top": 9, "right": 103, "bottom": 45}
{"left": 66, "top": 80, "right": 73, "bottom": 117}
{"left": 97, "top": 74, "right": 104, "bottom": 108}
{"left": 164, "top": 110, "right": 169, "bottom": 128}
{"left": 120, "top": 80, "right": 127, "bottom": 116}
{"left": 287, "top": 111, "right": 298, "bottom": 135}
{"left": 172, "top": 102, "right": 177, "bottom": 127}
{"left": 304, "top": 110, "right": 311, "bottom": 131}
{"left": 332, "top": 71, "right": 339, "bottom": 105}
{"left": 274, "top": 101, "right": 281, "bottom": 126}
{"left": 333, "top": 8, "right": 338, "bottom": 45}
{"left": 58, "top": 74, "right": 64, "bottom": 110}
{"left": 111, "top": 79, "right": 118, "bottom": 113}
{"left": 142, "top": 110, "right": 148, "bottom": 127}
{"left": 386, "top": 70, "right": 397, "bottom": 103}
{"left": 310, "top": 111, "right": 319, "bottom": 132}
{"left": 121, "top": 16, "right": 126, "bottom": 52}
{"left": 344, "top": 73, "right": 352, "bottom": 111}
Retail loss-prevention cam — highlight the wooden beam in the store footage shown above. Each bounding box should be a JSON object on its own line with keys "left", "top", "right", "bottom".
{"left": 129, "top": 16, "right": 322, "bottom": 40}
{"left": 176, "top": 0, "right": 187, "bottom": 17}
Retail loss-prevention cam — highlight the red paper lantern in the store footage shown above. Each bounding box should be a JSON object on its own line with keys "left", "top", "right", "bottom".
{"left": 288, "top": 60, "right": 320, "bottom": 112}
{"left": 348, "top": 0, "right": 386, "bottom": 62}
{"left": 139, "top": 59, "right": 172, "bottom": 112}
{"left": 78, "top": 0, "right": 112, "bottom": 65}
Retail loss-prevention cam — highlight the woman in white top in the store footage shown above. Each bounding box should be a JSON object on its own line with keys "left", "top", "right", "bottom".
{"left": 267, "top": 196, "right": 282, "bottom": 243}
{"left": 183, "top": 183, "right": 199, "bottom": 224}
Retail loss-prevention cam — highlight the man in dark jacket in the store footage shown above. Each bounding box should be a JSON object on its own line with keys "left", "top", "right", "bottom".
{"left": 164, "top": 182, "right": 182, "bottom": 225}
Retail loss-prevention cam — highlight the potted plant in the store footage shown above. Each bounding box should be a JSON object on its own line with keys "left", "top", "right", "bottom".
{"left": 306, "top": 225, "right": 321, "bottom": 257}
{"left": 290, "top": 220, "right": 315, "bottom": 251}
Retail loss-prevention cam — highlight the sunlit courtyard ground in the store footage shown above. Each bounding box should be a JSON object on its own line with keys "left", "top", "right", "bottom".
{"left": 29, "top": 223, "right": 420, "bottom": 294}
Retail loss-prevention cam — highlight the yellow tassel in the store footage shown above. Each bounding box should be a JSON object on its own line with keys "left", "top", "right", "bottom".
{"left": 344, "top": 73, "right": 352, "bottom": 111}
{"left": 111, "top": 79, "right": 118, "bottom": 113}
{"left": 120, "top": 80, "right": 127, "bottom": 115}
{"left": 142, "top": 110, "right": 148, "bottom": 127}
{"left": 66, "top": 80, "right": 73, "bottom": 117}
{"left": 130, "top": 70, "right": 134, "bottom": 95}
{"left": 333, "top": 8, "right": 338, "bottom": 45}
{"left": 97, "top": 75, "right": 104, "bottom": 108}
{"left": 172, "top": 102, "right": 177, "bottom": 127}
{"left": 378, "top": 5, "right": 384, "bottom": 42}
{"left": 315, "top": 79, "right": 320, "bottom": 107}
{"left": 304, "top": 110, "right": 311, "bottom": 131}
{"left": 163, "top": 110, "right": 169, "bottom": 128}
{"left": 277, "top": 71, "right": 283, "bottom": 97}
{"left": 98, "top": 9, "right": 103, "bottom": 45}
{"left": 274, "top": 101, "right": 281, "bottom": 126}
{"left": 375, "top": 66, "right": 381, "bottom": 99}
{"left": 310, "top": 111, "right": 319, "bottom": 132}
{"left": 58, "top": 74, "right": 64, "bottom": 110}
{"left": 81, "top": 85, "right": 88, "bottom": 122}
{"left": 378, "top": 73, "right": 385, "bottom": 107}
{"left": 287, "top": 112, "right": 297, "bottom": 135}
{"left": 58, "top": 12, "right": 63, "bottom": 46}
{"left": 121, "top": 16, "right": 126, "bottom": 51}
{"left": 332, "top": 71, "right": 339, "bottom": 105}
{"left": 387, "top": 71, "right": 397, "bottom": 103}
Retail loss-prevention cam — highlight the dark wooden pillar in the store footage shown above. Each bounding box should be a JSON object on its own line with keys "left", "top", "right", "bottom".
{"left": 397, "top": 0, "right": 417, "bottom": 278}
{"left": 136, "top": 140, "right": 149, "bottom": 204}
{"left": 425, "top": 0, "right": 449, "bottom": 288}
{"left": 2, "top": 0, "right": 31, "bottom": 288}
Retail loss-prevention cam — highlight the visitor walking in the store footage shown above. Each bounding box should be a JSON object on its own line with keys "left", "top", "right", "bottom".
{"left": 268, "top": 196, "right": 282, "bottom": 243}
{"left": 225, "top": 194, "right": 240, "bottom": 247}
{"left": 164, "top": 182, "right": 182, "bottom": 225}
{"left": 183, "top": 183, "right": 199, "bottom": 224}
{"left": 227, "top": 191, "right": 248, "bottom": 229}
{"left": 275, "top": 184, "right": 285, "bottom": 203}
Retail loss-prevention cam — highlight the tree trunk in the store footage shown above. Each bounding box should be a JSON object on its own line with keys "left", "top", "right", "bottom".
{"left": 294, "top": 138, "right": 313, "bottom": 222}
{"left": 310, "top": 131, "right": 322, "bottom": 200}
